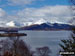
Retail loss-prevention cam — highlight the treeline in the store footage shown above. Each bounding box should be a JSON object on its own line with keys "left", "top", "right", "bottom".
{"left": 0, "top": 37, "right": 51, "bottom": 56}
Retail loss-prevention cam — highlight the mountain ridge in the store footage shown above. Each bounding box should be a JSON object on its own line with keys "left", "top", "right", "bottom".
{"left": 20, "top": 23, "right": 75, "bottom": 30}
{"left": 0, "top": 19, "right": 74, "bottom": 31}
{"left": 0, "top": 19, "right": 72, "bottom": 27}
{"left": 0, "top": 22, "right": 74, "bottom": 31}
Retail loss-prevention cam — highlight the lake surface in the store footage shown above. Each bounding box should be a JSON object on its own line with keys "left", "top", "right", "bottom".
{"left": 0, "top": 31, "right": 72, "bottom": 56}
{"left": 19, "top": 30, "right": 72, "bottom": 56}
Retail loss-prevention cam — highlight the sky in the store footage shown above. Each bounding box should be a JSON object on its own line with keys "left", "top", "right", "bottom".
{"left": 0, "top": 0, "right": 74, "bottom": 25}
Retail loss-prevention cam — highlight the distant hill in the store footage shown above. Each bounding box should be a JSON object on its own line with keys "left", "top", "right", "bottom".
{"left": 0, "top": 19, "right": 74, "bottom": 31}
{"left": 20, "top": 23, "right": 75, "bottom": 30}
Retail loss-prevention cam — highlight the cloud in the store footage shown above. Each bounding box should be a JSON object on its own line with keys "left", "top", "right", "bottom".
{"left": 7, "top": 0, "right": 43, "bottom": 6}
{"left": 0, "top": 5, "right": 74, "bottom": 25}
{"left": 0, "top": 0, "right": 44, "bottom": 7}
{"left": 17, "top": 5, "right": 72, "bottom": 23}
{"left": 0, "top": 8, "right": 6, "bottom": 17}
{"left": 17, "top": 5, "right": 71, "bottom": 17}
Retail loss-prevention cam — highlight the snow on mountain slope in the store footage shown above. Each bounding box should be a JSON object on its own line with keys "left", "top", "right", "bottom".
{"left": 34, "top": 18, "right": 47, "bottom": 25}
{"left": 0, "top": 19, "right": 54, "bottom": 27}
{"left": 6, "top": 21, "right": 16, "bottom": 27}
{"left": 34, "top": 19, "right": 54, "bottom": 26}
{"left": 6, "top": 21, "right": 23, "bottom": 27}
{"left": 23, "top": 18, "right": 48, "bottom": 26}
{"left": 0, "top": 18, "right": 73, "bottom": 27}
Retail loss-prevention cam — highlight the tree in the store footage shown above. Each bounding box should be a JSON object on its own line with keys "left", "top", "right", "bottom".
{"left": 35, "top": 46, "right": 51, "bottom": 56}
{"left": 68, "top": 0, "right": 75, "bottom": 24}
{"left": 0, "top": 37, "right": 33, "bottom": 56}
{"left": 59, "top": 28, "right": 75, "bottom": 56}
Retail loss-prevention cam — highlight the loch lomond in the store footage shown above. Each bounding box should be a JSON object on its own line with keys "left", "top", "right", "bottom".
{"left": 19, "top": 30, "right": 71, "bottom": 56}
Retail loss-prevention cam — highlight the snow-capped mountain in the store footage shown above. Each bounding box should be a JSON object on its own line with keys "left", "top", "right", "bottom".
{"left": 4, "top": 19, "right": 47, "bottom": 27}
{"left": 23, "top": 18, "right": 48, "bottom": 26}
{"left": 19, "top": 19, "right": 74, "bottom": 30}
{"left": 0, "top": 19, "right": 74, "bottom": 31}
{"left": 33, "top": 19, "right": 54, "bottom": 26}
{"left": 34, "top": 19, "right": 47, "bottom": 25}
{"left": 6, "top": 21, "right": 16, "bottom": 27}
{"left": 0, "top": 18, "right": 74, "bottom": 30}
{"left": 5, "top": 21, "right": 23, "bottom": 27}
{"left": 21, "top": 23, "right": 75, "bottom": 30}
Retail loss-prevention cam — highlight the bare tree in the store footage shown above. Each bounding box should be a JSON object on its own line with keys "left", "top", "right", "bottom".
{"left": 35, "top": 46, "right": 51, "bottom": 56}
{"left": 0, "top": 37, "right": 33, "bottom": 56}
{"left": 69, "top": 0, "right": 75, "bottom": 25}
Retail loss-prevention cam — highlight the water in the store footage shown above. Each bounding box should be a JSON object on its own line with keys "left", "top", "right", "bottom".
{"left": 0, "top": 31, "right": 72, "bottom": 56}
{"left": 19, "top": 30, "right": 72, "bottom": 56}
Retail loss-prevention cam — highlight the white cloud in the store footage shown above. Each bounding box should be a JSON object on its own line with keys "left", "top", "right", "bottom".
{"left": 0, "top": 5, "right": 74, "bottom": 25}
{"left": 0, "top": 8, "right": 6, "bottom": 17}
{"left": 7, "top": 0, "right": 43, "bottom": 6}
{"left": 18, "top": 5, "right": 72, "bottom": 17}
{"left": 17, "top": 5, "right": 73, "bottom": 24}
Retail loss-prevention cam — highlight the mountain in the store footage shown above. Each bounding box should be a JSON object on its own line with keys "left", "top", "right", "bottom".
{"left": 0, "top": 19, "right": 74, "bottom": 31}
{"left": 23, "top": 18, "right": 48, "bottom": 26}
{"left": 34, "top": 19, "right": 47, "bottom": 25}
{"left": 0, "top": 22, "right": 74, "bottom": 31}
{"left": 5, "top": 21, "right": 24, "bottom": 27}
{"left": 6, "top": 21, "right": 16, "bottom": 27}
{"left": 0, "top": 19, "right": 48, "bottom": 27}
{"left": 20, "top": 19, "right": 75, "bottom": 30}
{"left": 21, "top": 23, "right": 75, "bottom": 30}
